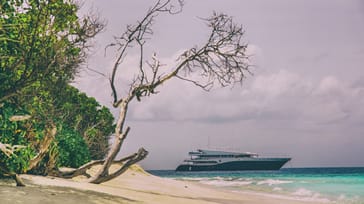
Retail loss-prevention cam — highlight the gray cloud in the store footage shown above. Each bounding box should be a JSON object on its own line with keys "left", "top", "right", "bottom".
{"left": 128, "top": 68, "right": 364, "bottom": 126}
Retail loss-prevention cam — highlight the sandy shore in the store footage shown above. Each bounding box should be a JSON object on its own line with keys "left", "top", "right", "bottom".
{"left": 0, "top": 165, "right": 326, "bottom": 204}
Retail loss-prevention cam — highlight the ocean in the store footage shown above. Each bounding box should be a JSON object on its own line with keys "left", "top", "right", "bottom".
{"left": 148, "top": 167, "right": 364, "bottom": 204}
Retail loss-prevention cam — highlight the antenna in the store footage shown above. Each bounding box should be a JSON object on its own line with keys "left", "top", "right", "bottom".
{"left": 207, "top": 135, "right": 210, "bottom": 149}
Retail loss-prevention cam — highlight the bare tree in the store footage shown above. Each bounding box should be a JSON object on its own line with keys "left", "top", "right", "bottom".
{"left": 53, "top": 0, "right": 251, "bottom": 184}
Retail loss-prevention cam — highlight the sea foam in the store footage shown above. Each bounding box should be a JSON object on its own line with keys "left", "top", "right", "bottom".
{"left": 200, "top": 179, "right": 253, "bottom": 187}
{"left": 291, "top": 188, "right": 331, "bottom": 203}
{"left": 257, "top": 179, "right": 293, "bottom": 186}
{"left": 292, "top": 188, "right": 314, "bottom": 196}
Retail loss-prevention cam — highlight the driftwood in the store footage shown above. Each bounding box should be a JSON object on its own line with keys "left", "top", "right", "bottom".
{"left": 49, "top": 148, "right": 148, "bottom": 180}
{"left": 89, "top": 148, "right": 148, "bottom": 183}
{"left": 9, "top": 115, "right": 31, "bottom": 122}
{"left": 0, "top": 143, "right": 26, "bottom": 158}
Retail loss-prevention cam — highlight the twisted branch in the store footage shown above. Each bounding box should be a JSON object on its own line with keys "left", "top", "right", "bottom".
{"left": 0, "top": 143, "right": 26, "bottom": 158}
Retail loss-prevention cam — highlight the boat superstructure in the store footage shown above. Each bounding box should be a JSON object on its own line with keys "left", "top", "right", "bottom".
{"left": 176, "top": 149, "right": 291, "bottom": 171}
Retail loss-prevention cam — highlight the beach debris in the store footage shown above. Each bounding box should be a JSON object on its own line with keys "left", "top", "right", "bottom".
{"left": 0, "top": 142, "right": 26, "bottom": 157}
{"left": 9, "top": 115, "right": 31, "bottom": 122}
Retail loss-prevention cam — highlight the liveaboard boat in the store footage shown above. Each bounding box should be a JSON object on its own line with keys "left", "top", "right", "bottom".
{"left": 176, "top": 149, "right": 291, "bottom": 171}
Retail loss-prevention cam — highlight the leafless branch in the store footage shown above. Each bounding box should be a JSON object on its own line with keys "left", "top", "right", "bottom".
{"left": 108, "top": 0, "right": 184, "bottom": 107}
{"left": 112, "top": 11, "right": 250, "bottom": 104}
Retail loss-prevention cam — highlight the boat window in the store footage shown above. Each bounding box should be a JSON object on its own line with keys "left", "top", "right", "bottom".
{"left": 200, "top": 154, "right": 238, "bottom": 158}
{"left": 193, "top": 161, "right": 218, "bottom": 164}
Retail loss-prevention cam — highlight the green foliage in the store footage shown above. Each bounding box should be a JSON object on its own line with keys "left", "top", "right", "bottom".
{"left": 0, "top": 0, "right": 101, "bottom": 102}
{"left": 55, "top": 125, "right": 90, "bottom": 168}
{"left": 52, "top": 85, "right": 114, "bottom": 160}
{"left": 0, "top": 103, "right": 36, "bottom": 173}
{"left": 3, "top": 146, "right": 34, "bottom": 174}
{"left": 0, "top": 100, "right": 98, "bottom": 173}
{"left": 0, "top": 0, "right": 110, "bottom": 175}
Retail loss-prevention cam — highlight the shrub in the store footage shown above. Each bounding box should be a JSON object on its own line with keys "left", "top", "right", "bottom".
{"left": 55, "top": 126, "right": 90, "bottom": 168}
{"left": 0, "top": 103, "right": 35, "bottom": 174}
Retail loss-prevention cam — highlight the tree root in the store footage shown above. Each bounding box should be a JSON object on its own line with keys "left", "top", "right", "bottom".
{"left": 14, "top": 174, "right": 26, "bottom": 187}
{"left": 89, "top": 147, "right": 148, "bottom": 184}
{"left": 0, "top": 171, "right": 26, "bottom": 187}
{"left": 49, "top": 148, "right": 148, "bottom": 183}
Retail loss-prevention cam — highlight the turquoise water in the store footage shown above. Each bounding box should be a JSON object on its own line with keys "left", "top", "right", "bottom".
{"left": 148, "top": 168, "right": 364, "bottom": 203}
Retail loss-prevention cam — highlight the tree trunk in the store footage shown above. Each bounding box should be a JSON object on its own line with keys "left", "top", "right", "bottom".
{"left": 28, "top": 124, "right": 57, "bottom": 171}
{"left": 49, "top": 98, "right": 148, "bottom": 183}
{"left": 88, "top": 100, "right": 131, "bottom": 183}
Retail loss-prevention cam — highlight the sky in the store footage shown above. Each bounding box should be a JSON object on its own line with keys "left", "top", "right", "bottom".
{"left": 74, "top": 0, "right": 364, "bottom": 170}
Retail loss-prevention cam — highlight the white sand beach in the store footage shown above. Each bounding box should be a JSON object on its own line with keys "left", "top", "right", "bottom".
{"left": 0, "top": 165, "right": 329, "bottom": 204}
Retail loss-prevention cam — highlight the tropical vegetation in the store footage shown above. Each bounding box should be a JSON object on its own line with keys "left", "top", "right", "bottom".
{"left": 0, "top": 0, "right": 113, "bottom": 180}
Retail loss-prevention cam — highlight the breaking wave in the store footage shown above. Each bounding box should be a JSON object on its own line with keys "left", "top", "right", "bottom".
{"left": 148, "top": 167, "right": 364, "bottom": 204}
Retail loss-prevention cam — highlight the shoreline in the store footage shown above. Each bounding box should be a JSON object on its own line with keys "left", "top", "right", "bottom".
{"left": 1, "top": 165, "right": 328, "bottom": 204}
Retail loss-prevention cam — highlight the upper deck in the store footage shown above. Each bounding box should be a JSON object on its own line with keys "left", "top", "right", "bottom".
{"left": 188, "top": 149, "right": 259, "bottom": 159}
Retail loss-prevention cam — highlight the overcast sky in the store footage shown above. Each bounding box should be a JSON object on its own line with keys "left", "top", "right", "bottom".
{"left": 74, "top": 0, "right": 364, "bottom": 170}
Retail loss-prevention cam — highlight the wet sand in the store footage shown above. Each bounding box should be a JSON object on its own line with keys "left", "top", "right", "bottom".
{"left": 0, "top": 182, "right": 132, "bottom": 204}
